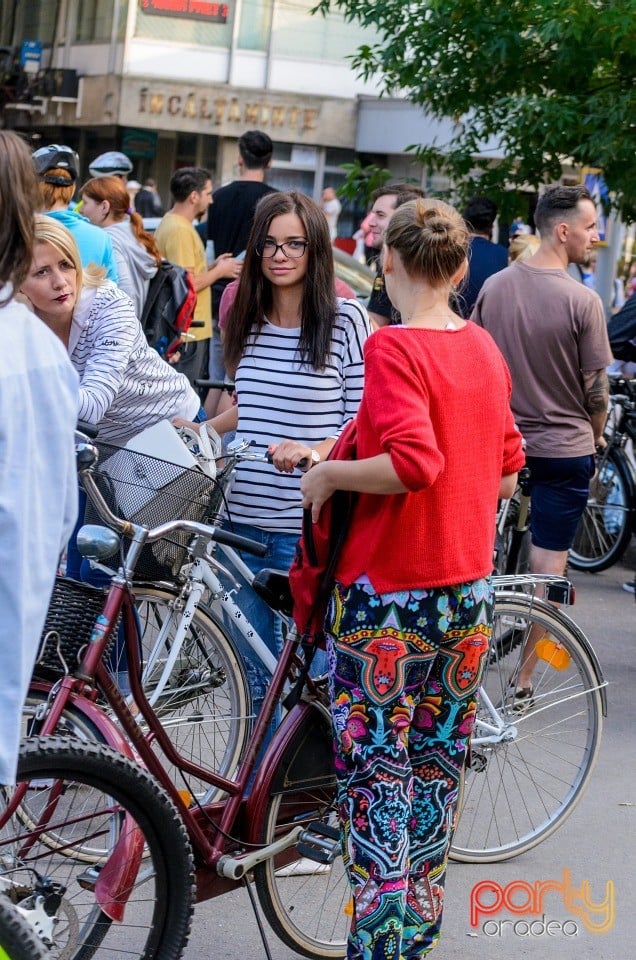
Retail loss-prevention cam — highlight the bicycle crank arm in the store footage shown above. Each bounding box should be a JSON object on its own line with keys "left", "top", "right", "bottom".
{"left": 217, "top": 826, "right": 304, "bottom": 880}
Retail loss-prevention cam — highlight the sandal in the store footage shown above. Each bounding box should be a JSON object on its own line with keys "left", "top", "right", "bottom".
{"left": 508, "top": 684, "right": 534, "bottom": 712}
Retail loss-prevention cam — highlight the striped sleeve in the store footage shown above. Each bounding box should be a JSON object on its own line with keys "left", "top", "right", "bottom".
{"left": 76, "top": 287, "right": 139, "bottom": 425}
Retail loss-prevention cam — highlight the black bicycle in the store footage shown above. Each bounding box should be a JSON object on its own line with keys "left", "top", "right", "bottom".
{"left": 569, "top": 376, "right": 636, "bottom": 572}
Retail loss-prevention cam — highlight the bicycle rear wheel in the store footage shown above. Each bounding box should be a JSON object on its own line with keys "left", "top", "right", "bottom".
{"left": 0, "top": 737, "right": 194, "bottom": 959}
{"left": 569, "top": 448, "right": 634, "bottom": 571}
{"left": 450, "top": 594, "right": 603, "bottom": 862}
{"left": 254, "top": 706, "right": 349, "bottom": 959}
{"left": 122, "top": 587, "right": 252, "bottom": 801}
{"left": 0, "top": 897, "right": 47, "bottom": 960}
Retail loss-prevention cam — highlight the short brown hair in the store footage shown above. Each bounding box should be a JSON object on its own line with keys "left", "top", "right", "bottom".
{"left": 534, "top": 184, "right": 593, "bottom": 234}
{"left": 385, "top": 198, "right": 469, "bottom": 286}
{"left": 0, "top": 131, "right": 40, "bottom": 302}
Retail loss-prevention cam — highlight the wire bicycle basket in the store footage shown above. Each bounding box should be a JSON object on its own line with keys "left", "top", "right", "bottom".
{"left": 84, "top": 442, "right": 228, "bottom": 581}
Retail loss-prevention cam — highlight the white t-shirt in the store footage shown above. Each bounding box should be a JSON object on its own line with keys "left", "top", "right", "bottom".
{"left": 0, "top": 289, "right": 79, "bottom": 784}
{"left": 227, "top": 298, "right": 370, "bottom": 533}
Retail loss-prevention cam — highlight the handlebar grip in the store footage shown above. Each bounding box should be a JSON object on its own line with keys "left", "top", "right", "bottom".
{"left": 212, "top": 528, "right": 268, "bottom": 556}
{"left": 76, "top": 420, "right": 99, "bottom": 439}
{"left": 194, "top": 379, "right": 235, "bottom": 393}
{"left": 265, "top": 451, "right": 309, "bottom": 469}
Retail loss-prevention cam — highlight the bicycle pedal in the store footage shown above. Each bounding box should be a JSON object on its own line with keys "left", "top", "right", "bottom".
{"left": 295, "top": 842, "right": 337, "bottom": 865}
{"left": 296, "top": 820, "right": 341, "bottom": 864}
{"left": 304, "top": 819, "right": 340, "bottom": 842}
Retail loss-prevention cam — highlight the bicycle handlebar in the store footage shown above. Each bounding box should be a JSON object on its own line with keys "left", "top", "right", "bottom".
{"left": 76, "top": 420, "right": 99, "bottom": 439}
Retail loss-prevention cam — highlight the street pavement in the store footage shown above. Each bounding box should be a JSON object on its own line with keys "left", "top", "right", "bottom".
{"left": 186, "top": 543, "right": 636, "bottom": 960}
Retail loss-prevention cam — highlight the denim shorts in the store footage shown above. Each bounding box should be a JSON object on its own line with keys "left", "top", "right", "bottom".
{"left": 526, "top": 455, "right": 595, "bottom": 551}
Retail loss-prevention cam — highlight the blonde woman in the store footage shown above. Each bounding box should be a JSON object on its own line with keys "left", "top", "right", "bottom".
{"left": 20, "top": 216, "right": 200, "bottom": 445}
{"left": 509, "top": 233, "right": 540, "bottom": 263}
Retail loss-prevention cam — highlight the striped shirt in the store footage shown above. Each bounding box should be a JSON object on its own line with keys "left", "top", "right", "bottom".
{"left": 227, "top": 298, "right": 370, "bottom": 533}
{"left": 69, "top": 282, "right": 200, "bottom": 444}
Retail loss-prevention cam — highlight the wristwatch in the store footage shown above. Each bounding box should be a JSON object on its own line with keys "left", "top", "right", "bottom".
{"left": 310, "top": 449, "right": 321, "bottom": 466}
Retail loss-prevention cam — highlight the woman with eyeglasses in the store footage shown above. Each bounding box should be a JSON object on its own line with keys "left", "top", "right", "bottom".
{"left": 205, "top": 190, "right": 370, "bottom": 685}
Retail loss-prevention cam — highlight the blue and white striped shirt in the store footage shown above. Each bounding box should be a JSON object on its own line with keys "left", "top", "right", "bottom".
{"left": 227, "top": 298, "right": 370, "bottom": 533}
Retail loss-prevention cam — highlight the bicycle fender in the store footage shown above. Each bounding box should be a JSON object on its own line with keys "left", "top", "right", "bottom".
{"left": 245, "top": 699, "right": 335, "bottom": 844}
{"left": 95, "top": 820, "right": 146, "bottom": 922}
{"left": 28, "top": 682, "right": 136, "bottom": 761}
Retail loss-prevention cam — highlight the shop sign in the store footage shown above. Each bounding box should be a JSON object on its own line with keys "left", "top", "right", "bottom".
{"left": 137, "top": 86, "right": 319, "bottom": 135}
{"left": 140, "top": 0, "right": 229, "bottom": 23}
{"left": 122, "top": 128, "right": 159, "bottom": 158}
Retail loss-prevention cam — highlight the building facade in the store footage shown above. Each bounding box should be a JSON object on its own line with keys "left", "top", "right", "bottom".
{"left": 0, "top": 0, "right": 393, "bottom": 228}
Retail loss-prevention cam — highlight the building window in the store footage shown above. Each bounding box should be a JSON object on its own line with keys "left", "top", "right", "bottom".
{"left": 237, "top": 0, "right": 272, "bottom": 51}
{"left": 7, "top": 0, "right": 58, "bottom": 46}
{"left": 271, "top": 0, "right": 377, "bottom": 61}
{"left": 76, "top": 0, "right": 126, "bottom": 43}
{"left": 135, "top": 1, "right": 234, "bottom": 47}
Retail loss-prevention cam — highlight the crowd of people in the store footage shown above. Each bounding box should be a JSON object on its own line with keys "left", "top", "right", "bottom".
{"left": 0, "top": 122, "right": 631, "bottom": 960}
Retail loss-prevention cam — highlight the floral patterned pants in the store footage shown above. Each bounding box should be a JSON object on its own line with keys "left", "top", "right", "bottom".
{"left": 326, "top": 578, "right": 494, "bottom": 960}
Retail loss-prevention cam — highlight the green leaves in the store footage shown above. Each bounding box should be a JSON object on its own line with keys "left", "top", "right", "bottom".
{"left": 316, "top": 0, "right": 636, "bottom": 218}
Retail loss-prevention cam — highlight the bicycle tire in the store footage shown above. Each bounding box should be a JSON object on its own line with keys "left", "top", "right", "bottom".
{"left": 569, "top": 447, "right": 634, "bottom": 571}
{"left": 253, "top": 707, "right": 349, "bottom": 959}
{"left": 0, "top": 737, "right": 194, "bottom": 960}
{"left": 115, "top": 586, "right": 252, "bottom": 801}
{"left": 0, "top": 898, "right": 48, "bottom": 960}
{"left": 450, "top": 594, "right": 603, "bottom": 862}
{"left": 494, "top": 496, "right": 531, "bottom": 577}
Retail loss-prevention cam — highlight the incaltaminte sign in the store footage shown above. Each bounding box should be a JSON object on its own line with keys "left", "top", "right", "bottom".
{"left": 140, "top": 0, "right": 229, "bottom": 24}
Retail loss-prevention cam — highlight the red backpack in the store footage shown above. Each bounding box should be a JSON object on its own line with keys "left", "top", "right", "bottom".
{"left": 140, "top": 260, "right": 197, "bottom": 360}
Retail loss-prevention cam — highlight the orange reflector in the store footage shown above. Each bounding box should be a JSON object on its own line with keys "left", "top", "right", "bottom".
{"left": 344, "top": 898, "right": 354, "bottom": 917}
{"left": 177, "top": 789, "right": 192, "bottom": 807}
{"left": 535, "top": 636, "right": 571, "bottom": 671}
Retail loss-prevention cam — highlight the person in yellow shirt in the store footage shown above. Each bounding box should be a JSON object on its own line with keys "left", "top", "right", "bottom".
{"left": 154, "top": 166, "right": 241, "bottom": 385}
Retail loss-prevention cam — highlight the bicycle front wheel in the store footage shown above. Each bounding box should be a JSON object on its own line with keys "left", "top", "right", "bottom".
{"left": 450, "top": 594, "right": 603, "bottom": 862}
{"left": 126, "top": 587, "right": 252, "bottom": 800}
{"left": 0, "top": 737, "right": 194, "bottom": 960}
{"left": 0, "top": 897, "right": 48, "bottom": 960}
{"left": 569, "top": 448, "right": 634, "bottom": 571}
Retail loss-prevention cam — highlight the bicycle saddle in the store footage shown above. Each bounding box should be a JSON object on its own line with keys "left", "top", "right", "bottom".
{"left": 252, "top": 568, "right": 293, "bottom": 618}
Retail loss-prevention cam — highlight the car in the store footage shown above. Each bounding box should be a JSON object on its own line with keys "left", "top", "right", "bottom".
{"left": 332, "top": 246, "right": 374, "bottom": 304}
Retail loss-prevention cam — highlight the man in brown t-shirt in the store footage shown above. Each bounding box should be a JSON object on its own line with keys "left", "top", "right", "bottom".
{"left": 473, "top": 184, "right": 612, "bottom": 694}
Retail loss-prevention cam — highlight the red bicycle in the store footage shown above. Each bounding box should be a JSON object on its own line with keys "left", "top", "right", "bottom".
{"left": 2, "top": 437, "right": 347, "bottom": 959}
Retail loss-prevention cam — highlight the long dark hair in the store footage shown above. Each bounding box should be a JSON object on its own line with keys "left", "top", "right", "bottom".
{"left": 224, "top": 191, "right": 337, "bottom": 374}
{"left": 0, "top": 132, "right": 40, "bottom": 302}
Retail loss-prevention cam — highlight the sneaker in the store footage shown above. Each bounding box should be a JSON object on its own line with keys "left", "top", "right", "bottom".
{"left": 622, "top": 581, "right": 635, "bottom": 594}
{"left": 275, "top": 857, "right": 331, "bottom": 877}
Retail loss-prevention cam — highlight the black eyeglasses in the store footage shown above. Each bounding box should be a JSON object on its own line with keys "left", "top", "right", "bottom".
{"left": 257, "top": 240, "right": 309, "bottom": 259}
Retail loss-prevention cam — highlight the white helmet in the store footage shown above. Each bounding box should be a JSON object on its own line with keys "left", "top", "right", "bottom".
{"left": 88, "top": 151, "right": 133, "bottom": 178}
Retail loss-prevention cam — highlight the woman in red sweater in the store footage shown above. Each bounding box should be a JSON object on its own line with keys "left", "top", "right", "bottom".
{"left": 301, "top": 198, "right": 525, "bottom": 960}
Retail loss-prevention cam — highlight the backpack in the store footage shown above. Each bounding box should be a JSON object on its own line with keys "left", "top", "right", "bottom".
{"left": 140, "top": 260, "right": 197, "bottom": 360}
{"left": 607, "top": 296, "right": 636, "bottom": 363}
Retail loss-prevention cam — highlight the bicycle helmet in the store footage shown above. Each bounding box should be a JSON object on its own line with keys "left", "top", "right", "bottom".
{"left": 32, "top": 144, "right": 80, "bottom": 184}
{"left": 88, "top": 150, "right": 133, "bottom": 178}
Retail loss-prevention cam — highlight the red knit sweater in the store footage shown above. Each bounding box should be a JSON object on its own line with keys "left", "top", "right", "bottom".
{"left": 335, "top": 323, "right": 525, "bottom": 592}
